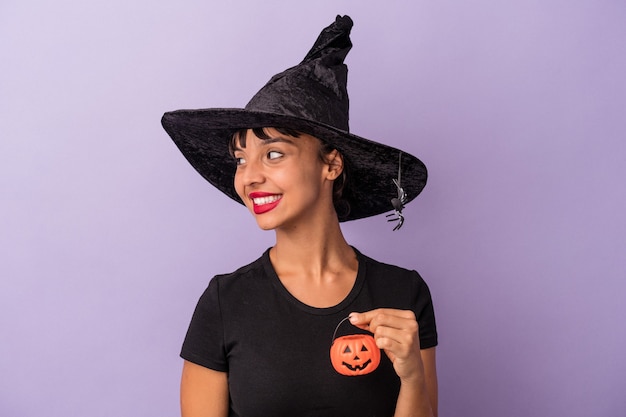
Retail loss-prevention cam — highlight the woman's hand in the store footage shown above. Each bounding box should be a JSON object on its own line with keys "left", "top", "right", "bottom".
{"left": 349, "top": 309, "right": 438, "bottom": 417}
{"left": 349, "top": 309, "right": 423, "bottom": 381}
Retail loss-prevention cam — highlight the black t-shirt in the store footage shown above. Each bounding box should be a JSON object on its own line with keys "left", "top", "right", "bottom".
{"left": 181, "top": 248, "right": 437, "bottom": 417}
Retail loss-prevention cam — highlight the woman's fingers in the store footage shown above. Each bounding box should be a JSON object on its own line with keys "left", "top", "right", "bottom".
{"left": 349, "top": 309, "right": 423, "bottom": 379}
{"left": 349, "top": 309, "right": 416, "bottom": 334}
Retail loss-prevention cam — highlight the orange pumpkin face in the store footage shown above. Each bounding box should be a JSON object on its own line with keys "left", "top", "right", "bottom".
{"left": 330, "top": 334, "right": 381, "bottom": 376}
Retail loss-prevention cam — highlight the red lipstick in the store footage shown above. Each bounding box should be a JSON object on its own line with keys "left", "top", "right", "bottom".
{"left": 249, "top": 192, "right": 282, "bottom": 215}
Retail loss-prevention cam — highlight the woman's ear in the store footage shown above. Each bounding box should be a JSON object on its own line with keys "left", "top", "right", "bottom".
{"left": 325, "top": 149, "right": 344, "bottom": 180}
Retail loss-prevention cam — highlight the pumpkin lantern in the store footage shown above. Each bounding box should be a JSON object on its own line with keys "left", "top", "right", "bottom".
{"left": 330, "top": 318, "right": 381, "bottom": 376}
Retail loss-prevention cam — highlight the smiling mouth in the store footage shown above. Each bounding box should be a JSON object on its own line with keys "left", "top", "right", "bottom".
{"left": 250, "top": 193, "right": 282, "bottom": 214}
{"left": 252, "top": 195, "right": 281, "bottom": 205}
{"left": 341, "top": 359, "right": 372, "bottom": 371}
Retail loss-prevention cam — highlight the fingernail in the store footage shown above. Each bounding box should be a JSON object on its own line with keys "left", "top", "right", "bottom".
{"left": 349, "top": 314, "right": 358, "bottom": 323}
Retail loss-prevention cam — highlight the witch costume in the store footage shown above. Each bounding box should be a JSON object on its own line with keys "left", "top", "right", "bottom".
{"left": 162, "top": 15, "right": 437, "bottom": 417}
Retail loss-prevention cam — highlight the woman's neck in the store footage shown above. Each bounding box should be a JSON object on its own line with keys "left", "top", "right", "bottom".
{"left": 270, "top": 215, "right": 356, "bottom": 284}
{"left": 269, "top": 222, "right": 358, "bottom": 308}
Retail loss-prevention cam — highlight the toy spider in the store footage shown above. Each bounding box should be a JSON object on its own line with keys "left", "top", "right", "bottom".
{"left": 386, "top": 153, "right": 407, "bottom": 231}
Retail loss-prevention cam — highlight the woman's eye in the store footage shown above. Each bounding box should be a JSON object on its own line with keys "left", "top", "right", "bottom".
{"left": 267, "top": 151, "right": 283, "bottom": 160}
{"left": 235, "top": 157, "right": 245, "bottom": 165}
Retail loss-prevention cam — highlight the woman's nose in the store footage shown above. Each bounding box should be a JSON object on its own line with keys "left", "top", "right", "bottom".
{"left": 238, "top": 158, "right": 265, "bottom": 186}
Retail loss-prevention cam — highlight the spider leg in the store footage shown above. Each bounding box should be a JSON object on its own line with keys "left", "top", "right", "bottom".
{"left": 392, "top": 213, "right": 404, "bottom": 231}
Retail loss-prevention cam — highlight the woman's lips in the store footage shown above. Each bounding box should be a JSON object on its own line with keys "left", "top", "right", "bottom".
{"left": 249, "top": 192, "right": 282, "bottom": 215}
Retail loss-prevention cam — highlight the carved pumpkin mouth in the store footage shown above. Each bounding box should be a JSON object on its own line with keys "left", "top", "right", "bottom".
{"left": 341, "top": 359, "right": 372, "bottom": 371}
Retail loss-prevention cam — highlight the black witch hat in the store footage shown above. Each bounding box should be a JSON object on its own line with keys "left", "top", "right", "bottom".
{"left": 161, "top": 15, "right": 427, "bottom": 221}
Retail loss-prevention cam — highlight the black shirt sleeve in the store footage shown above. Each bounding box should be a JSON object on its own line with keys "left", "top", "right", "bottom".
{"left": 412, "top": 271, "right": 438, "bottom": 349}
{"left": 180, "top": 277, "right": 228, "bottom": 372}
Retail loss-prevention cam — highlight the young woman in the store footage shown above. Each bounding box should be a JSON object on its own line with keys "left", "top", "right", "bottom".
{"left": 162, "top": 15, "right": 438, "bottom": 417}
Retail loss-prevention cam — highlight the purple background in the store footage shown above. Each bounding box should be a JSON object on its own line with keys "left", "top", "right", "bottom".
{"left": 2, "top": 1, "right": 625, "bottom": 416}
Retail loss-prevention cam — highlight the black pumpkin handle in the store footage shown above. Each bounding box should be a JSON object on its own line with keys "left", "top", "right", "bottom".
{"left": 331, "top": 316, "right": 354, "bottom": 344}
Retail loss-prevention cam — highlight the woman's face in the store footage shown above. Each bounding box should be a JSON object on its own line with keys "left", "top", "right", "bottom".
{"left": 233, "top": 128, "right": 338, "bottom": 231}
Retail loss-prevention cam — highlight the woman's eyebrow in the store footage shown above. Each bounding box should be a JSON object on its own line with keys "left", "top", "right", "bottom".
{"left": 262, "top": 136, "right": 296, "bottom": 146}
{"left": 232, "top": 136, "right": 294, "bottom": 152}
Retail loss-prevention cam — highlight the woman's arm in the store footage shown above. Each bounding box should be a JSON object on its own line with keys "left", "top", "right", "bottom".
{"left": 349, "top": 310, "right": 438, "bottom": 417}
{"left": 180, "top": 360, "right": 229, "bottom": 417}
{"left": 393, "top": 347, "right": 437, "bottom": 417}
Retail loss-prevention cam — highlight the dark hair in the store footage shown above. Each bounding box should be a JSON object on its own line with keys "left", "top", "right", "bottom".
{"left": 230, "top": 127, "right": 351, "bottom": 220}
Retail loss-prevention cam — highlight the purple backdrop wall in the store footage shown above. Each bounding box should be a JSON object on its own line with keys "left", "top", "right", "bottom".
{"left": 2, "top": 1, "right": 625, "bottom": 416}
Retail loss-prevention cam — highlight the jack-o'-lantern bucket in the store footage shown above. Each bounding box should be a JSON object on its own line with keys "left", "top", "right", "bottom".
{"left": 330, "top": 317, "right": 381, "bottom": 376}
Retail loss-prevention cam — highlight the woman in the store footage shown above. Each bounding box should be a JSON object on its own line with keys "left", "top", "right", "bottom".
{"left": 162, "top": 15, "right": 438, "bottom": 417}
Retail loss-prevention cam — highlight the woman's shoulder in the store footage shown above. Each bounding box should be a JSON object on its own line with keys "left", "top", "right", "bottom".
{"left": 355, "top": 248, "right": 431, "bottom": 301}
{"left": 209, "top": 248, "right": 272, "bottom": 289}
{"left": 355, "top": 249, "right": 434, "bottom": 313}
{"left": 356, "top": 248, "right": 424, "bottom": 280}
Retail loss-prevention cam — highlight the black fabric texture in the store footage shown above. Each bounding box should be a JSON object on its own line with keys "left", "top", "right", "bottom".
{"left": 181, "top": 248, "right": 437, "bottom": 417}
{"left": 161, "top": 15, "right": 428, "bottom": 221}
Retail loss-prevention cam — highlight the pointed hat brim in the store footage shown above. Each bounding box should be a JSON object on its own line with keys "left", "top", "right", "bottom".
{"left": 161, "top": 108, "right": 427, "bottom": 221}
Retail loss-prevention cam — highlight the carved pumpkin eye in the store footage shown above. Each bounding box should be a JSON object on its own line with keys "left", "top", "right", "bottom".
{"left": 343, "top": 346, "right": 351, "bottom": 354}
{"left": 361, "top": 345, "right": 368, "bottom": 352}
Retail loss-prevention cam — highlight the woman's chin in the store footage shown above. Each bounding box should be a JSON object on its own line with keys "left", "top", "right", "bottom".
{"left": 252, "top": 215, "right": 279, "bottom": 231}
{"left": 255, "top": 222, "right": 277, "bottom": 231}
